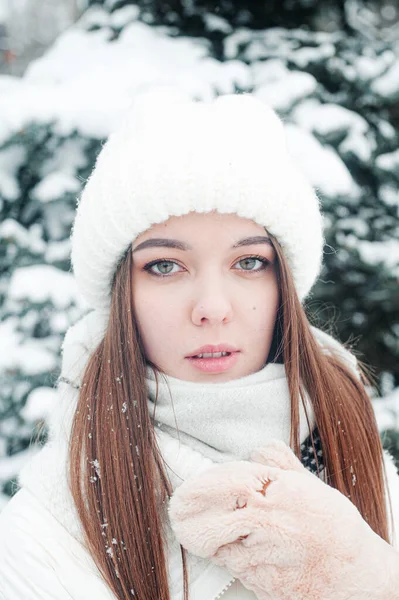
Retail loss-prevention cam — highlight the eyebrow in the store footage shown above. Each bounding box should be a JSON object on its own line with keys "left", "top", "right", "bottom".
{"left": 132, "top": 235, "right": 272, "bottom": 253}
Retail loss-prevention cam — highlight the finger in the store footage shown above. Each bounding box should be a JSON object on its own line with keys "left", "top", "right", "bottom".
{"left": 213, "top": 528, "right": 275, "bottom": 568}
{"left": 213, "top": 542, "right": 277, "bottom": 600}
{"left": 212, "top": 539, "right": 248, "bottom": 569}
{"left": 251, "top": 440, "right": 307, "bottom": 473}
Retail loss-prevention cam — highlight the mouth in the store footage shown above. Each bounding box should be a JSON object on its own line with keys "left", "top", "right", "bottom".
{"left": 185, "top": 345, "right": 240, "bottom": 374}
{"left": 190, "top": 351, "right": 231, "bottom": 358}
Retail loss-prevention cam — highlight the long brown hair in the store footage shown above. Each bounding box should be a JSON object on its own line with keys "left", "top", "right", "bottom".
{"left": 69, "top": 233, "right": 392, "bottom": 600}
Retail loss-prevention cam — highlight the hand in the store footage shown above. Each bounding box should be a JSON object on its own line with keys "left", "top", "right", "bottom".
{"left": 168, "top": 440, "right": 399, "bottom": 600}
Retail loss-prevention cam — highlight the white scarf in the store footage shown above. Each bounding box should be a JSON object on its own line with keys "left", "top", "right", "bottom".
{"left": 142, "top": 325, "right": 360, "bottom": 600}
{"left": 145, "top": 325, "right": 359, "bottom": 469}
{"left": 146, "top": 362, "right": 315, "bottom": 465}
{"left": 145, "top": 362, "right": 319, "bottom": 600}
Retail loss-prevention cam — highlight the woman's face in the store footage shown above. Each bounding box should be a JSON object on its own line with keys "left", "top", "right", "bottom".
{"left": 131, "top": 212, "right": 280, "bottom": 382}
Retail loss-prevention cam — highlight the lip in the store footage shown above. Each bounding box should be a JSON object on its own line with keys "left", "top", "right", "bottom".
{"left": 186, "top": 351, "right": 240, "bottom": 374}
{"left": 186, "top": 344, "right": 239, "bottom": 358}
{"left": 185, "top": 344, "right": 240, "bottom": 374}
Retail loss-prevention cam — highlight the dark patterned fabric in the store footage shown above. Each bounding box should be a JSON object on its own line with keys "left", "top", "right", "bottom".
{"left": 300, "top": 428, "right": 324, "bottom": 475}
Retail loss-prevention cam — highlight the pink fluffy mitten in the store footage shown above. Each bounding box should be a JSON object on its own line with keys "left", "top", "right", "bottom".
{"left": 168, "top": 440, "right": 399, "bottom": 600}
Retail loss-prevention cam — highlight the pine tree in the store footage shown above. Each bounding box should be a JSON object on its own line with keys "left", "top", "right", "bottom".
{"left": 0, "top": 0, "right": 398, "bottom": 502}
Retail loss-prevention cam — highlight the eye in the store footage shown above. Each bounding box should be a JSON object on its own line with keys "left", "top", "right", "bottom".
{"left": 234, "top": 256, "right": 270, "bottom": 272}
{"left": 143, "top": 259, "right": 183, "bottom": 277}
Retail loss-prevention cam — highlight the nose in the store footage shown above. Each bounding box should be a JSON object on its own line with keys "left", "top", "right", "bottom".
{"left": 191, "top": 280, "right": 234, "bottom": 327}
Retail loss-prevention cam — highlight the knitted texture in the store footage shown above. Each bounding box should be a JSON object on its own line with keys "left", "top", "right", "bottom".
{"left": 71, "top": 92, "right": 325, "bottom": 310}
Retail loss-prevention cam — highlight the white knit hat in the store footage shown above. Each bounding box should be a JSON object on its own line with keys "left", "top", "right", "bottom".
{"left": 71, "top": 92, "right": 324, "bottom": 311}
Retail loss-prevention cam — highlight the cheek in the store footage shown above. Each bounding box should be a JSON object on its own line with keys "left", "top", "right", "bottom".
{"left": 133, "top": 288, "right": 183, "bottom": 357}
{"left": 246, "top": 280, "right": 279, "bottom": 329}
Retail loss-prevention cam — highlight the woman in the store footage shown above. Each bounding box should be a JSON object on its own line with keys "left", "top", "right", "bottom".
{"left": 0, "top": 92, "right": 398, "bottom": 600}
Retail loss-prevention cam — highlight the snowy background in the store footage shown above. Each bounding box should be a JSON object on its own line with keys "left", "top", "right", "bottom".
{"left": 0, "top": 0, "right": 399, "bottom": 509}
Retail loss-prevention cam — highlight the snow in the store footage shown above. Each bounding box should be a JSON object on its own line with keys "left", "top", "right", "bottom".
{"left": 373, "top": 388, "right": 399, "bottom": 432}
{"left": 0, "top": 219, "right": 46, "bottom": 255}
{"left": 224, "top": 26, "right": 337, "bottom": 63}
{"left": 42, "top": 137, "right": 88, "bottom": 181}
{"left": 337, "top": 217, "right": 369, "bottom": 238}
{"left": 379, "top": 185, "right": 399, "bottom": 208}
{"left": 375, "top": 149, "right": 399, "bottom": 172}
{"left": 284, "top": 124, "right": 360, "bottom": 199}
{"left": 291, "top": 43, "right": 335, "bottom": 68}
{"left": 0, "top": 446, "right": 38, "bottom": 483}
{"left": 0, "top": 17, "right": 250, "bottom": 145}
{"left": 293, "top": 101, "right": 368, "bottom": 139}
{"left": 110, "top": 5, "right": 140, "bottom": 29}
{"left": 223, "top": 27, "right": 250, "bottom": 59}
{"left": 77, "top": 5, "right": 112, "bottom": 29}
{"left": 21, "top": 386, "right": 58, "bottom": 422}
{"left": 44, "top": 238, "right": 72, "bottom": 262}
{"left": 371, "top": 57, "right": 399, "bottom": 101}
{"left": 0, "top": 318, "right": 58, "bottom": 375}
{"left": 292, "top": 101, "right": 374, "bottom": 162}
{"left": 340, "top": 132, "right": 374, "bottom": 164}
{"left": 355, "top": 239, "right": 399, "bottom": 275}
{"left": 255, "top": 70, "right": 318, "bottom": 112}
{"left": 32, "top": 171, "right": 81, "bottom": 203}
{"left": 90, "top": 459, "right": 101, "bottom": 479}
{"left": 0, "top": 444, "right": 39, "bottom": 510}
{"left": 353, "top": 54, "right": 390, "bottom": 82}
{"left": 377, "top": 119, "right": 396, "bottom": 140}
{"left": 251, "top": 59, "right": 286, "bottom": 86}
{"left": 8, "top": 265, "right": 84, "bottom": 309}
{"left": 204, "top": 13, "right": 233, "bottom": 34}
{"left": 0, "top": 145, "right": 26, "bottom": 201}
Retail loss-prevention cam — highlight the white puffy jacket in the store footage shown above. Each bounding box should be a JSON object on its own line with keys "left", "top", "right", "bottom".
{"left": 0, "top": 311, "right": 398, "bottom": 600}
